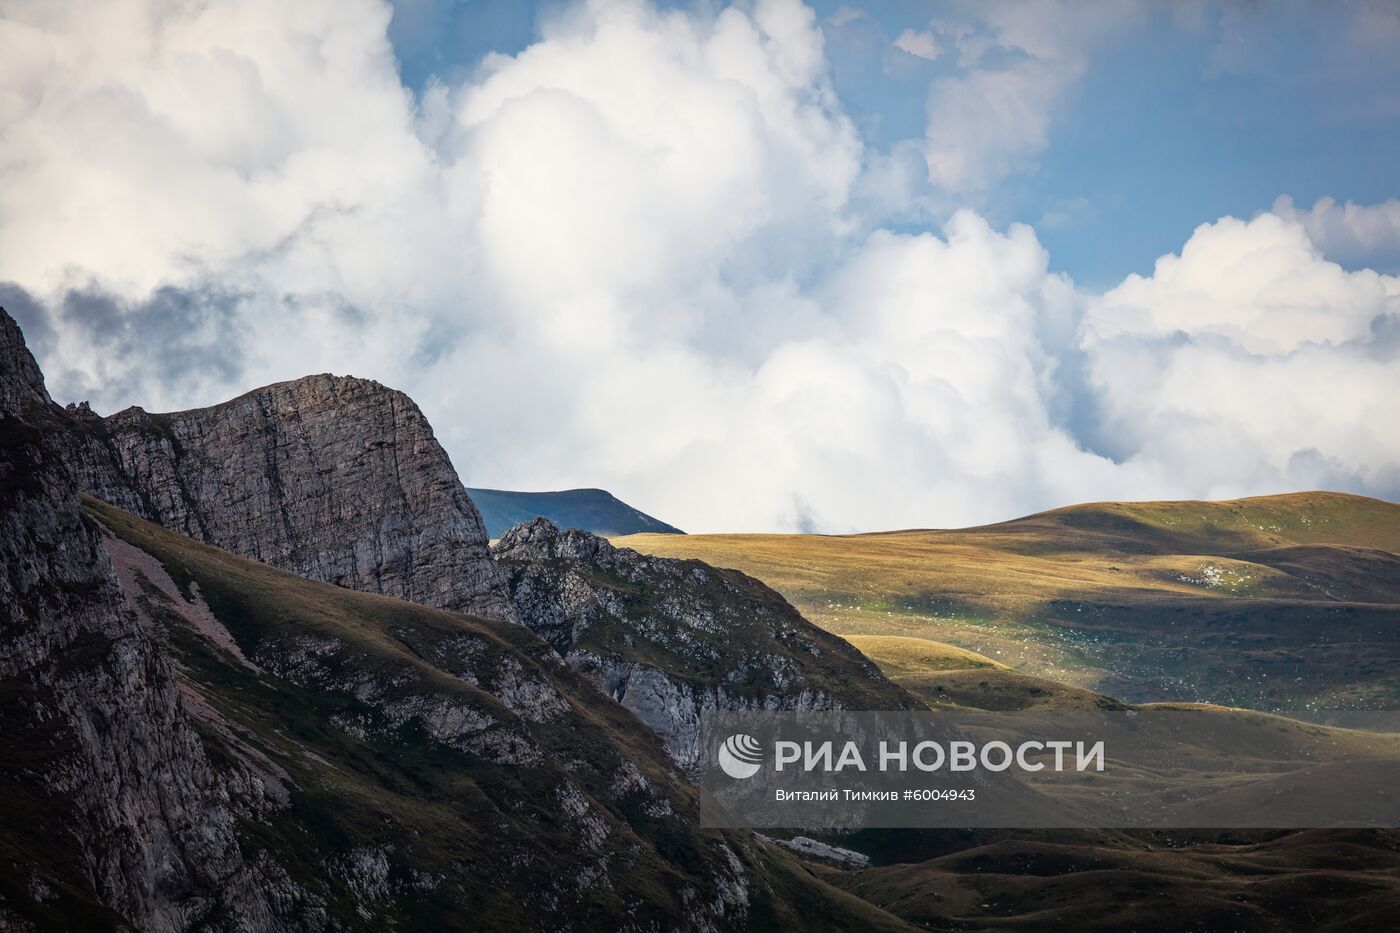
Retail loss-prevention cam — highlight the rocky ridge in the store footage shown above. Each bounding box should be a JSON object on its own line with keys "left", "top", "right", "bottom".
{"left": 492, "top": 518, "right": 921, "bottom": 765}
{"left": 0, "top": 311, "right": 314, "bottom": 930}
{"left": 52, "top": 374, "right": 517, "bottom": 622}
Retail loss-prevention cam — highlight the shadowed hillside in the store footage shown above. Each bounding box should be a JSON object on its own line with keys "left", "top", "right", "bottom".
{"left": 468, "top": 487, "right": 684, "bottom": 538}
{"left": 620, "top": 492, "right": 1400, "bottom": 710}
{"left": 76, "top": 496, "right": 913, "bottom": 931}
{"left": 815, "top": 828, "right": 1400, "bottom": 932}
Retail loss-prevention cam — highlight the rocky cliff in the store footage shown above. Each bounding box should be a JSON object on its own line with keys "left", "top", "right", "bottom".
{"left": 54, "top": 374, "right": 517, "bottom": 623}
{"left": 492, "top": 519, "right": 921, "bottom": 766}
{"left": 0, "top": 311, "right": 311, "bottom": 930}
{"left": 0, "top": 309, "right": 48, "bottom": 413}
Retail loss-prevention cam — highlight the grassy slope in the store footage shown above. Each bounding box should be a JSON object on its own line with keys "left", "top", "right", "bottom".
{"left": 818, "top": 828, "right": 1400, "bottom": 932}
{"left": 619, "top": 492, "right": 1400, "bottom": 710}
{"left": 85, "top": 496, "right": 912, "bottom": 932}
{"left": 619, "top": 493, "right": 1400, "bottom": 930}
{"left": 843, "top": 635, "right": 1123, "bottom": 711}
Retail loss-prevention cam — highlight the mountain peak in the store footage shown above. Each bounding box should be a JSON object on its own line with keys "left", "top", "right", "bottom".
{"left": 492, "top": 517, "right": 916, "bottom": 764}
{"left": 468, "top": 486, "right": 684, "bottom": 538}
{"left": 0, "top": 306, "right": 52, "bottom": 415}
{"left": 50, "top": 365, "right": 519, "bottom": 622}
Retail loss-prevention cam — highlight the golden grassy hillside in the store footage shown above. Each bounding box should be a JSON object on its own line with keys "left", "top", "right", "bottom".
{"left": 619, "top": 492, "right": 1400, "bottom": 710}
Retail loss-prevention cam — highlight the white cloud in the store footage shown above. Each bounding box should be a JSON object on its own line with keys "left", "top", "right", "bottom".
{"left": 828, "top": 6, "right": 865, "bottom": 29}
{"left": 893, "top": 27, "right": 939, "bottom": 61}
{"left": 923, "top": 61, "right": 1064, "bottom": 191}
{"left": 0, "top": 0, "right": 1396, "bottom": 534}
{"left": 1272, "top": 195, "right": 1400, "bottom": 266}
{"left": 1085, "top": 211, "right": 1400, "bottom": 499}
{"left": 1091, "top": 213, "right": 1397, "bottom": 353}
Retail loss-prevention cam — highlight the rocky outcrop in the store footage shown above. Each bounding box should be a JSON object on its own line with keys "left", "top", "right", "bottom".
{"left": 758, "top": 836, "right": 871, "bottom": 869}
{"left": 0, "top": 309, "right": 310, "bottom": 930}
{"left": 53, "top": 373, "right": 517, "bottom": 622}
{"left": 492, "top": 518, "right": 921, "bottom": 766}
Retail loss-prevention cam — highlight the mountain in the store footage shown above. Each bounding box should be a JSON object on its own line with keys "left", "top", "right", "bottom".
{"left": 618, "top": 492, "right": 1400, "bottom": 710}
{"left": 81, "top": 497, "right": 911, "bottom": 930}
{"left": 0, "top": 306, "right": 911, "bottom": 931}
{"left": 51, "top": 375, "right": 518, "bottom": 622}
{"left": 11, "top": 299, "right": 1400, "bottom": 931}
{"left": 492, "top": 519, "right": 919, "bottom": 765}
{"left": 1, "top": 310, "right": 302, "bottom": 928}
{"left": 468, "top": 486, "right": 684, "bottom": 538}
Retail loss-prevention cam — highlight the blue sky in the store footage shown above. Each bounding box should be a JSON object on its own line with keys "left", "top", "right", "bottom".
{"left": 387, "top": 0, "right": 1400, "bottom": 287}
{"left": 3, "top": 0, "right": 1397, "bottom": 531}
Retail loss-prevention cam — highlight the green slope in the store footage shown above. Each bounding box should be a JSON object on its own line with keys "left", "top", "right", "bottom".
{"left": 83, "top": 495, "right": 911, "bottom": 932}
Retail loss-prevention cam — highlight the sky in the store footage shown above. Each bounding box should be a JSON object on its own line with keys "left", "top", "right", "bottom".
{"left": 1, "top": 0, "right": 1397, "bottom": 533}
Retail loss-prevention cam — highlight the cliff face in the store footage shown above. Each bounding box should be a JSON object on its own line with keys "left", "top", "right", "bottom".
{"left": 492, "top": 519, "right": 921, "bottom": 766}
{"left": 0, "top": 310, "right": 49, "bottom": 413}
{"left": 57, "top": 375, "right": 518, "bottom": 623}
{"left": 0, "top": 313, "right": 307, "bottom": 930}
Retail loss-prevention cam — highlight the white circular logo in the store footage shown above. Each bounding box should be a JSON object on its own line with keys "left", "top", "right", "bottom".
{"left": 718, "top": 733, "right": 763, "bottom": 779}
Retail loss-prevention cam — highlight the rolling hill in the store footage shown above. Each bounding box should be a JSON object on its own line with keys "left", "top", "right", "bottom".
{"left": 619, "top": 492, "right": 1400, "bottom": 711}
{"left": 467, "top": 487, "right": 684, "bottom": 538}
{"left": 816, "top": 828, "right": 1400, "bottom": 932}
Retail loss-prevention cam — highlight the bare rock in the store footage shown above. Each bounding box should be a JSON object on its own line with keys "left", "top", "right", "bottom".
{"left": 492, "top": 518, "right": 920, "bottom": 766}
{"left": 0, "top": 308, "right": 314, "bottom": 930}
{"left": 55, "top": 373, "right": 517, "bottom": 622}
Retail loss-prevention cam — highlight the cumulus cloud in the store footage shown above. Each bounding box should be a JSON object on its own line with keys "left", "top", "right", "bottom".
{"left": 1091, "top": 213, "right": 1397, "bottom": 353}
{"left": 0, "top": 0, "right": 1396, "bottom": 532}
{"left": 1085, "top": 212, "right": 1400, "bottom": 499}
{"left": 1272, "top": 195, "right": 1400, "bottom": 267}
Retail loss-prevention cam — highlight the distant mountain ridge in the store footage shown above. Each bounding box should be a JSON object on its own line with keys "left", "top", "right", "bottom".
{"left": 467, "top": 486, "right": 684, "bottom": 538}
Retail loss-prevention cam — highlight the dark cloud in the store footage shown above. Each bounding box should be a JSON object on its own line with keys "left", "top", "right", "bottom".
{"left": 0, "top": 282, "right": 56, "bottom": 358}
{"left": 15, "top": 282, "right": 249, "bottom": 409}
